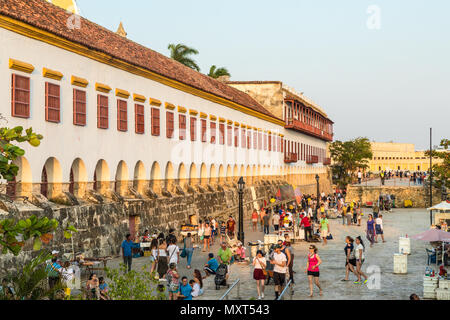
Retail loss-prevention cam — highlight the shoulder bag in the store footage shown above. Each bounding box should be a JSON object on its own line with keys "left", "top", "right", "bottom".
{"left": 180, "top": 238, "right": 187, "bottom": 258}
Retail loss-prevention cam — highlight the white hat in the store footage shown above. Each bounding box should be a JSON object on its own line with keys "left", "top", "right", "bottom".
{"left": 51, "top": 250, "right": 59, "bottom": 255}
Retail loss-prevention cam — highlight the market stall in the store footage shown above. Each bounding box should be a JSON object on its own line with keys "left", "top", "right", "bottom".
{"left": 411, "top": 228, "right": 450, "bottom": 300}
{"left": 428, "top": 201, "right": 450, "bottom": 227}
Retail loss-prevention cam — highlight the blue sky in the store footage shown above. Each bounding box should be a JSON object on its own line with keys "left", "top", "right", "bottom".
{"left": 76, "top": 0, "right": 449, "bottom": 149}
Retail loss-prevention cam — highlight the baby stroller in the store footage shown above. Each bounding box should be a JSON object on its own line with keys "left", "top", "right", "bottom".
{"left": 215, "top": 263, "right": 229, "bottom": 290}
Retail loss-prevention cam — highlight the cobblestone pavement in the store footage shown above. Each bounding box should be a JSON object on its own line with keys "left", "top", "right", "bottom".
{"left": 106, "top": 208, "right": 432, "bottom": 300}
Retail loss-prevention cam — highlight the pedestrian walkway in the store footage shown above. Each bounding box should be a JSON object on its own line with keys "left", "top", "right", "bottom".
{"left": 107, "top": 208, "right": 429, "bottom": 300}
{"left": 354, "top": 178, "right": 420, "bottom": 187}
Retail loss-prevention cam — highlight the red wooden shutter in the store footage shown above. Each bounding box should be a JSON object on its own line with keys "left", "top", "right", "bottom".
{"left": 135, "top": 104, "right": 145, "bottom": 134}
{"left": 210, "top": 122, "right": 216, "bottom": 144}
{"left": 179, "top": 114, "right": 186, "bottom": 140}
{"left": 45, "top": 82, "right": 60, "bottom": 123}
{"left": 219, "top": 123, "right": 224, "bottom": 145}
{"left": 241, "top": 128, "right": 246, "bottom": 148}
{"left": 234, "top": 127, "right": 239, "bottom": 147}
{"left": 268, "top": 133, "right": 271, "bottom": 151}
{"left": 258, "top": 132, "right": 262, "bottom": 150}
{"left": 117, "top": 99, "right": 127, "bottom": 131}
{"left": 151, "top": 107, "right": 160, "bottom": 136}
{"left": 97, "top": 94, "right": 109, "bottom": 129}
{"left": 11, "top": 74, "right": 30, "bottom": 118}
{"left": 201, "top": 119, "right": 207, "bottom": 142}
{"left": 227, "top": 126, "right": 232, "bottom": 146}
{"left": 247, "top": 130, "right": 251, "bottom": 150}
{"left": 190, "top": 117, "right": 197, "bottom": 141}
{"left": 264, "top": 133, "right": 267, "bottom": 151}
{"left": 253, "top": 131, "right": 257, "bottom": 149}
{"left": 73, "top": 89, "right": 87, "bottom": 126}
{"left": 166, "top": 111, "right": 174, "bottom": 138}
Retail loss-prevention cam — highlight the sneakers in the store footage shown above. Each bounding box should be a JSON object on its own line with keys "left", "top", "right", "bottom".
{"left": 353, "top": 281, "right": 361, "bottom": 284}
{"left": 261, "top": 293, "right": 265, "bottom": 299}
{"left": 363, "top": 279, "right": 368, "bottom": 284}
{"left": 257, "top": 296, "right": 261, "bottom": 300}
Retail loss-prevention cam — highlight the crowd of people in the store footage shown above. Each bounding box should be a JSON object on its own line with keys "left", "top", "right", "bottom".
{"left": 35, "top": 188, "right": 393, "bottom": 301}
{"left": 379, "top": 169, "right": 428, "bottom": 186}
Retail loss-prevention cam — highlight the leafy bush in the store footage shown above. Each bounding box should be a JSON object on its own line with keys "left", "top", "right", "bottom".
{"left": 0, "top": 250, "right": 65, "bottom": 300}
{"left": 105, "top": 264, "right": 165, "bottom": 300}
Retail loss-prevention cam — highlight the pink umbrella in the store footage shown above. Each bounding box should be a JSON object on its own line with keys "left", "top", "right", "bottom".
{"left": 410, "top": 229, "right": 450, "bottom": 242}
{"left": 411, "top": 229, "right": 450, "bottom": 266}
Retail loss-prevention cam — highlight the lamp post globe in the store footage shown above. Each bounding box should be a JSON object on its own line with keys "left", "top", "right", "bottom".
{"left": 237, "top": 177, "right": 245, "bottom": 243}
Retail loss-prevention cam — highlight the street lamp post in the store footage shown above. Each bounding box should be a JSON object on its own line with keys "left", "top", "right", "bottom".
{"left": 237, "top": 177, "right": 245, "bottom": 244}
{"left": 429, "top": 128, "right": 433, "bottom": 226}
{"left": 315, "top": 174, "right": 320, "bottom": 221}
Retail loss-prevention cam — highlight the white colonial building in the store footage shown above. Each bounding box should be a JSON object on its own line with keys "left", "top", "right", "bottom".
{"left": 0, "top": 0, "right": 334, "bottom": 201}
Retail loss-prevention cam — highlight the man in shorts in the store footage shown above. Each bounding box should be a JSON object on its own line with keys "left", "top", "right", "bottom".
{"left": 219, "top": 221, "right": 227, "bottom": 243}
{"left": 270, "top": 245, "right": 287, "bottom": 300}
{"left": 272, "top": 212, "right": 280, "bottom": 232}
{"left": 226, "top": 216, "right": 236, "bottom": 238}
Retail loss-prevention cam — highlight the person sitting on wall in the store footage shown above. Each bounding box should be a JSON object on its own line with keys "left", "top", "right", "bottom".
{"left": 234, "top": 242, "right": 247, "bottom": 262}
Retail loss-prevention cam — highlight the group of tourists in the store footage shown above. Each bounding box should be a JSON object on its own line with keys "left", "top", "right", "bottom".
{"left": 115, "top": 187, "right": 393, "bottom": 300}
{"left": 339, "top": 199, "right": 363, "bottom": 226}
{"left": 342, "top": 236, "right": 368, "bottom": 284}
{"left": 251, "top": 238, "right": 323, "bottom": 299}
{"left": 379, "top": 169, "right": 427, "bottom": 186}
{"left": 197, "top": 216, "right": 237, "bottom": 252}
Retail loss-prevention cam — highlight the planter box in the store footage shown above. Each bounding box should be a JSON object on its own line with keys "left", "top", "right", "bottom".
{"left": 436, "top": 288, "right": 450, "bottom": 300}
{"left": 439, "top": 279, "right": 450, "bottom": 289}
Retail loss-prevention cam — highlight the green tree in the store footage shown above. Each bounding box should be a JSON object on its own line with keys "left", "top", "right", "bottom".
{"left": 0, "top": 215, "right": 77, "bottom": 256}
{"left": 208, "top": 65, "right": 231, "bottom": 79}
{"left": 329, "top": 137, "right": 373, "bottom": 187}
{"left": 167, "top": 43, "right": 200, "bottom": 72}
{"left": 0, "top": 123, "right": 77, "bottom": 255}
{"left": 0, "top": 125, "right": 43, "bottom": 181}
{"left": 425, "top": 138, "right": 449, "bottom": 190}
{"left": 0, "top": 250, "right": 66, "bottom": 300}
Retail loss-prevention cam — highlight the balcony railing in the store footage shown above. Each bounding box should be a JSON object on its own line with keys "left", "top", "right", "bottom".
{"left": 284, "top": 153, "right": 298, "bottom": 163}
{"left": 323, "top": 158, "right": 331, "bottom": 165}
{"left": 285, "top": 119, "right": 333, "bottom": 142}
{"left": 306, "top": 155, "right": 319, "bottom": 164}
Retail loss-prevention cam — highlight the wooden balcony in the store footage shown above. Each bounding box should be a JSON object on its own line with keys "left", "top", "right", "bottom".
{"left": 323, "top": 158, "right": 331, "bottom": 165}
{"left": 306, "top": 155, "right": 319, "bottom": 164}
{"left": 285, "top": 119, "right": 333, "bottom": 142}
{"left": 284, "top": 153, "right": 298, "bottom": 163}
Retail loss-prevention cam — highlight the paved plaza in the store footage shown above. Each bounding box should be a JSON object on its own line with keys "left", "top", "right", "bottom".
{"left": 354, "top": 178, "right": 421, "bottom": 187}
{"left": 106, "top": 208, "right": 432, "bottom": 300}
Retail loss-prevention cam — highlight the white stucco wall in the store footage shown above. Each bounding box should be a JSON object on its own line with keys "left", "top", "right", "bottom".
{"left": 0, "top": 27, "right": 328, "bottom": 184}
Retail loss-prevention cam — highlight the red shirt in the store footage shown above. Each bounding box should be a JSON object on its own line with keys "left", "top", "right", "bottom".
{"left": 227, "top": 219, "right": 235, "bottom": 231}
{"left": 301, "top": 216, "right": 311, "bottom": 227}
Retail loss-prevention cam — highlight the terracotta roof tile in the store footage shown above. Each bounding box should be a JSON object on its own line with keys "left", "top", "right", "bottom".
{"left": 0, "top": 0, "right": 280, "bottom": 121}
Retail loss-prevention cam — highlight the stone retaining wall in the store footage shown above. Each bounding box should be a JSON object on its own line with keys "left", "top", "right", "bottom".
{"left": 346, "top": 185, "right": 442, "bottom": 208}
{"left": 0, "top": 181, "right": 290, "bottom": 274}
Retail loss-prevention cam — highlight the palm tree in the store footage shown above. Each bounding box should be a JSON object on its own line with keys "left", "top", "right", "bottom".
{"left": 208, "top": 65, "right": 231, "bottom": 79}
{"left": 167, "top": 43, "right": 200, "bottom": 72}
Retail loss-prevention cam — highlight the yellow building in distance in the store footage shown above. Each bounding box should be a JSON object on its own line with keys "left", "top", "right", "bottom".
{"left": 369, "top": 142, "right": 443, "bottom": 173}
